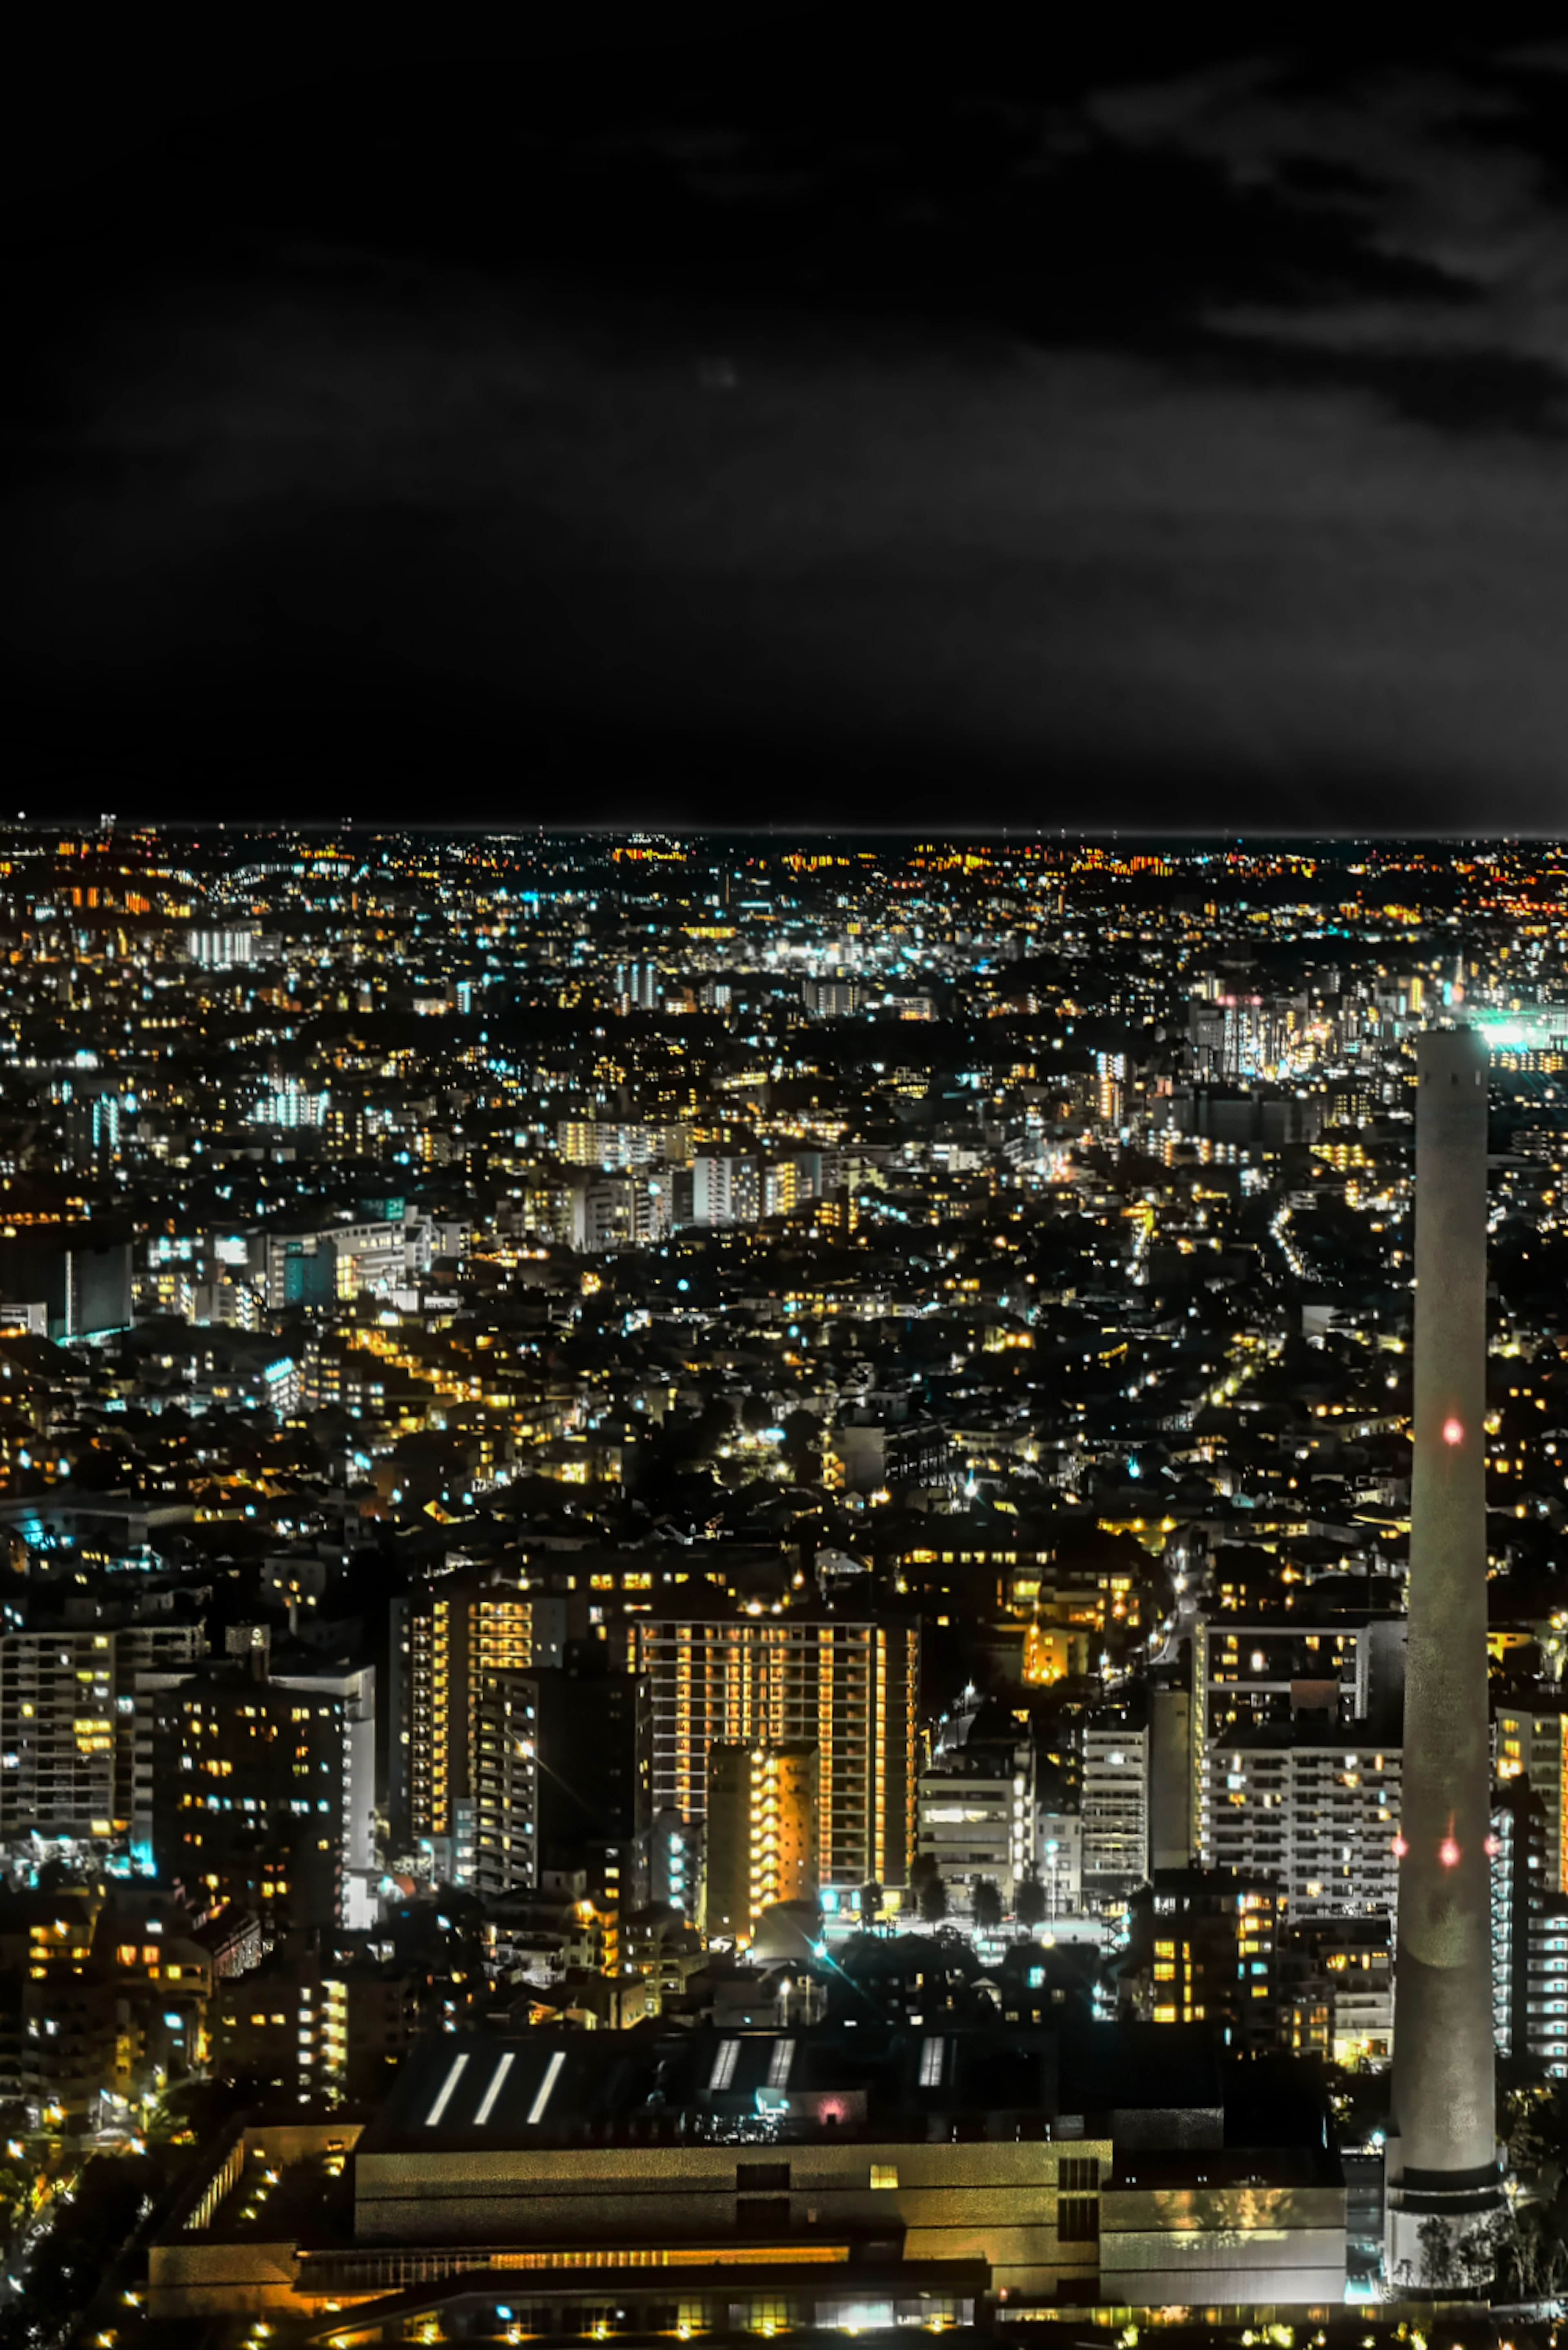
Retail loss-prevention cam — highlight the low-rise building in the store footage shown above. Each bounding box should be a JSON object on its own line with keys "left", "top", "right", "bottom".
{"left": 211, "top": 1938, "right": 348, "bottom": 2105}
{"left": 145, "top": 2018, "right": 1346, "bottom": 2330}
{"left": 917, "top": 1744, "right": 1033, "bottom": 1915}
{"left": 1125, "top": 1867, "right": 1287, "bottom": 2053}
{"left": 1285, "top": 1916, "right": 1394, "bottom": 2066}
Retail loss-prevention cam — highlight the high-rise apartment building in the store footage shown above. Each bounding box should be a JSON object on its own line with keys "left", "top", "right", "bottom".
{"left": 762, "top": 1153, "right": 824, "bottom": 1219}
{"left": 691, "top": 1157, "right": 760, "bottom": 1226}
{"left": 0, "top": 1621, "right": 205, "bottom": 1843}
{"left": 271, "top": 1657, "right": 377, "bottom": 1929}
{"left": 0, "top": 1626, "right": 116, "bottom": 1840}
{"left": 704, "top": 1741, "right": 819, "bottom": 1944}
{"left": 150, "top": 1652, "right": 360, "bottom": 1935}
{"left": 1080, "top": 1722, "right": 1148, "bottom": 1904}
{"left": 471, "top": 1675, "right": 538, "bottom": 1901}
{"left": 800, "top": 978, "right": 861, "bottom": 1017}
{"left": 556, "top": 1120, "right": 686, "bottom": 1171}
{"left": 1186, "top": 984, "right": 1302, "bottom": 1083}
{"left": 638, "top": 1603, "right": 919, "bottom": 1894}
{"left": 389, "top": 1572, "right": 584, "bottom": 1883}
{"left": 1206, "top": 1723, "right": 1401, "bottom": 1924}
{"left": 1495, "top": 1696, "right": 1568, "bottom": 1893}
{"left": 1093, "top": 1052, "right": 1127, "bottom": 1129}
{"left": 187, "top": 927, "right": 254, "bottom": 968}
{"left": 569, "top": 1171, "right": 672, "bottom": 1252}
{"left": 253, "top": 1077, "right": 329, "bottom": 1129}
{"left": 1189, "top": 1612, "right": 1405, "bottom": 1866}
{"left": 1491, "top": 1784, "right": 1568, "bottom": 2079}
{"left": 610, "top": 961, "right": 660, "bottom": 1013}
{"left": 467, "top": 1650, "right": 648, "bottom": 1902}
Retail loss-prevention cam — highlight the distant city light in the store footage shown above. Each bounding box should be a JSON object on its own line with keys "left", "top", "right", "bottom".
{"left": 0, "top": 816, "right": 1553, "bottom": 2285}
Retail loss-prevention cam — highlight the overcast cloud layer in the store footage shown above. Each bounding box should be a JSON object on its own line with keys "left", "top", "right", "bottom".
{"left": 7, "top": 15, "right": 1568, "bottom": 829}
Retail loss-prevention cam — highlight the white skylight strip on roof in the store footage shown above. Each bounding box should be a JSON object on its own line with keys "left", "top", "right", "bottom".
{"left": 527, "top": 2047, "right": 568, "bottom": 2127}
{"left": 425, "top": 2051, "right": 470, "bottom": 2127}
{"left": 708, "top": 2038, "right": 741, "bottom": 2091}
{"left": 475, "top": 2050, "right": 516, "bottom": 2126}
{"left": 766, "top": 2038, "right": 795, "bottom": 2089}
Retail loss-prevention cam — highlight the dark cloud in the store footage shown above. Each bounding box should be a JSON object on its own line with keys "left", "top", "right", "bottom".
{"left": 7, "top": 16, "right": 1568, "bottom": 827}
{"left": 1080, "top": 47, "right": 1568, "bottom": 414}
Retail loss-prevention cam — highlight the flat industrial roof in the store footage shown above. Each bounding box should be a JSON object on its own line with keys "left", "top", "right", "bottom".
{"left": 356, "top": 2018, "right": 1239, "bottom": 2156}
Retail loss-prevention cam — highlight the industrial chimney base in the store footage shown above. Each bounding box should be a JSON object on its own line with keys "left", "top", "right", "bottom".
{"left": 1385, "top": 2154, "right": 1503, "bottom": 2296}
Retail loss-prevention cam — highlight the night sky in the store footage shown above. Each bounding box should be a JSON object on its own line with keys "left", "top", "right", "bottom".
{"left": 8, "top": 12, "right": 1568, "bottom": 831}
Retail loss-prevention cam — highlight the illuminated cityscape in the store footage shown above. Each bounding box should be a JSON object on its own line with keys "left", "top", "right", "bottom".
{"left": 0, "top": 823, "right": 1565, "bottom": 2342}
{"left": 16, "top": 0, "right": 1568, "bottom": 2330}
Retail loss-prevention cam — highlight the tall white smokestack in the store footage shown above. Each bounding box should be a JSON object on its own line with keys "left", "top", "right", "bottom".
{"left": 1385, "top": 1024, "right": 1500, "bottom": 2288}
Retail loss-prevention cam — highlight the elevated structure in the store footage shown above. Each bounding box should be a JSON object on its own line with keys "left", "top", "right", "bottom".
{"left": 1386, "top": 1026, "right": 1500, "bottom": 2285}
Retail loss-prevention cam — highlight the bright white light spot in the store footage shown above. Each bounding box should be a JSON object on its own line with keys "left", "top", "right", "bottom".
{"left": 1442, "top": 1418, "right": 1464, "bottom": 1446}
